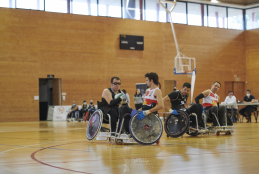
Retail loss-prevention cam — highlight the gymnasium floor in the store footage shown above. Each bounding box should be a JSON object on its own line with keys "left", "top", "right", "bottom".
{"left": 1, "top": 120, "right": 259, "bottom": 174}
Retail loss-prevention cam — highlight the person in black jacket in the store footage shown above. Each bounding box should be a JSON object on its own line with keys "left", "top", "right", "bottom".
{"left": 88, "top": 100, "right": 96, "bottom": 116}
{"left": 98, "top": 77, "right": 128, "bottom": 132}
{"left": 239, "top": 90, "right": 256, "bottom": 123}
{"left": 163, "top": 82, "right": 203, "bottom": 127}
{"left": 79, "top": 100, "right": 88, "bottom": 121}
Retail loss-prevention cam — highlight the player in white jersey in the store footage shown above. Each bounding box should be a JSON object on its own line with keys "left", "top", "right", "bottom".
{"left": 136, "top": 72, "right": 164, "bottom": 120}
{"left": 195, "top": 81, "right": 230, "bottom": 126}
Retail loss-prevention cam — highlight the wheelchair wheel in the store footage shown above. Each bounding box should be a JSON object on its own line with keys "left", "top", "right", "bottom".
{"left": 86, "top": 110, "right": 103, "bottom": 141}
{"left": 129, "top": 113, "right": 163, "bottom": 145}
{"left": 164, "top": 110, "right": 189, "bottom": 138}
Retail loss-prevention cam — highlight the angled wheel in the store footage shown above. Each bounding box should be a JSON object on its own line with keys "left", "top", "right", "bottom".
{"left": 164, "top": 110, "right": 189, "bottom": 138}
{"left": 86, "top": 110, "right": 103, "bottom": 141}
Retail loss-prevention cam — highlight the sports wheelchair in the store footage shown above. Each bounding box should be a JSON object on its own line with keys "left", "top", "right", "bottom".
{"left": 86, "top": 109, "right": 163, "bottom": 145}
{"left": 164, "top": 109, "right": 234, "bottom": 138}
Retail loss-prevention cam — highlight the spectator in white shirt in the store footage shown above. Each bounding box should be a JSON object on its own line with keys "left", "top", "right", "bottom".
{"left": 224, "top": 91, "right": 238, "bottom": 122}
{"left": 224, "top": 91, "right": 238, "bottom": 110}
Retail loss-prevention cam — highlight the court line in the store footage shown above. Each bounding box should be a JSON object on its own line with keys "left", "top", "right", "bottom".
{"left": 31, "top": 143, "right": 92, "bottom": 174}
{"left": 0, "top": 143, "right": 42, "bottom": 155}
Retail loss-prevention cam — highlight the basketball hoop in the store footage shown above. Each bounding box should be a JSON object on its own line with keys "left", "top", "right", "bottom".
{"left": 158, "top": 0, "right": 196, "bottom": 75}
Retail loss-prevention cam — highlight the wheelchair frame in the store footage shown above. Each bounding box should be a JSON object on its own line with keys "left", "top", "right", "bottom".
{"left": 187, "top": 111, "right": 234, "bottom": 136}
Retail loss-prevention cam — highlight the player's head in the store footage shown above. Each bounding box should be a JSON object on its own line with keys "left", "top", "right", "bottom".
{"left": 228, "top": 91, "right": 233, "bottom": 97}
{"left": 73, "top": 101, "right": 76, "bottom": 106}
{"left": 145, "top": 72, "right": 160, "bottom": 88}
{"left": 111, "top": 76, "right": 121, "bottom": 92}
{"left": 173, "top": 87, "right": 177, "bottom": 91}
{"left": 90, "top": 100, "right": 93, "bottom": 104}
{"left": 136, "top": 89, "right": 140, "bottom": 94}
{"left": 181, "top": 82, "right": 191, "bottom": 96}
{"left": 211, "top": 81, "right": 221, "bottom": 93}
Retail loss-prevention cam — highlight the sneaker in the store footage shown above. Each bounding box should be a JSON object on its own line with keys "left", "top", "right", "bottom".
{"left": 67, "top": 118, "right": 71, "bottom": 122}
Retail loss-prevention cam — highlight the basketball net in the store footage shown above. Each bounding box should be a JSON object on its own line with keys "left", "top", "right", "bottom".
{"left": 159, "top": 0, "right": 196, "bottom": 75}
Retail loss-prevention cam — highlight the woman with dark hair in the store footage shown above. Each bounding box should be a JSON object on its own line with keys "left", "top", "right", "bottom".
{"left": 134, "top": 89, "right": 143, "bottom": 110}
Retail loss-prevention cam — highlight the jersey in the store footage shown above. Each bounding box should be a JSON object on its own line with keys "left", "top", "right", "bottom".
{"left": 100, "top": 88, "right": 122, "bottom": 108}
{"left": 142, "top": 87, "right": 160, "bottom": 112}
{"left": 203, "top": 90, "right": 218, "bottom": 108}
{"left": 168, "top": 90, "right": 188, "bottom": 110}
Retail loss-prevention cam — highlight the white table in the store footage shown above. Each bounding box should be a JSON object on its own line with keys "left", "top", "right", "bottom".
{"left": 220, "top": 103, "right": 259, "bottom": 122}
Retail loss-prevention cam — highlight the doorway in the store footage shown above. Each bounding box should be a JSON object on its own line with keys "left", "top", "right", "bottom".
{"left": 39, "top": 78, "right": 61, "bottom": 121}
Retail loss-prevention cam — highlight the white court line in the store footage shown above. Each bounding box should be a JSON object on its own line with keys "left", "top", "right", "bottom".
{"left": 0, "top": 143, "right": 41, "bottom": 155}
{"left": 0, "top": 138, "right": 87, "bottom": 155}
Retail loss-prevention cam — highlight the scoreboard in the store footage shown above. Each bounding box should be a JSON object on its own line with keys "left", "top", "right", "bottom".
{"left": 120, "top": 34, "right": 144, "bottom": 51}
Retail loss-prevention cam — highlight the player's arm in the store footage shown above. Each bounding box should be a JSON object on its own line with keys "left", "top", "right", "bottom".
{"left": 148, "top": 89, "right": 164, "bottom": 113}
{"left": 195, "top": 90, "right": 210, "bottom": 104}
{"left": 102, "top": 89, "right": 125, "bottom": 106}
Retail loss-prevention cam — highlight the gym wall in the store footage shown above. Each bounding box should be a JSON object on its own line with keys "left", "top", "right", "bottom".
{"left": 0, "top": 7, "right": 246, "bottom": 121}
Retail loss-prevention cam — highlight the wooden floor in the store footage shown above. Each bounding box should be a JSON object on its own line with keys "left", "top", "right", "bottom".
{"left": 1, "top": 120, "right": 259, "bottom": 174}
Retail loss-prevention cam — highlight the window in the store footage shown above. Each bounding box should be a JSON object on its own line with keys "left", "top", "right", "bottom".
{"left": 123, "top": 0, "right": 143, "bottom": 20}
{"left": 16, "top": 0, "right": 44, "bottom": 10}
{"left": 204, "top": 4, "right": 207, "bottom": 26}
{"left": 45, "top": 0, "right": 68, "bottom": 13}
{"left": 208, "top": 5, "right": 227, "bottom": 28}
{"left": 167, "top": 2, "right": 186, "bottom": 24}
{"left": 188, "top": 3, "right": 202, "bottom": 26}
{"left": 0, "top": 0, "right": 14, "bottom": 8}
{"left": 228, "top": 8, "right": 243, "bottom": 30}
{"left": 72, "top": 0, "right": 97, "bottom": 16}
{"left": 246, "top": 7, "right": 259, "bottom": 30}
{"left": 99, "top": 0, "right": 121, "bottom": 18}
{"left": 145, "top": 0, "right": 166, "bottom": 22}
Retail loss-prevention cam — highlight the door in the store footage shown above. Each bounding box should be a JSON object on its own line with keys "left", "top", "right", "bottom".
{"left": 233, "top": 82, "right": 245, "bottom": 102}
{"left": 39, "top": 78, "right": 61, "bottom": 121}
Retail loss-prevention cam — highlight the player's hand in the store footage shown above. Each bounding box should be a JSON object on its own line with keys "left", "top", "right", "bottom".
{"left": 89, "top": 108, "right": 92, "bottom": 111}
{"left": 169, "top": 109, "right": 179, "bottom": 115}
{"left": 136, "top": 110, "right": 150, "bottom": 120}
{"left": 120, "top": 94, "right": 127, "bottom": 101}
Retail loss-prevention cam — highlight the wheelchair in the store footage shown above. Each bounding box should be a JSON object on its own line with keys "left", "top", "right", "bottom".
{"left": 164, "top": 109, "right": 234, "bottom": 138}
{"left": 86, "top": 109, "right": 163, "bottom": 145}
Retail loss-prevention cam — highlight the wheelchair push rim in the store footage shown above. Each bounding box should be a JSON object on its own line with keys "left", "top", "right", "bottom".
{"left": 164, "top": 110, "right": 189, "bottom": 138}
{"left": 86, "top": 110, "right": 103, "bottom": 141}
{"left": 129, "top": 113, "right": 163, "bottom": 145}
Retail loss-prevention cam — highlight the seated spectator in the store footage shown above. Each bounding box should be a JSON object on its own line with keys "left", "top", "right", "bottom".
{"left": 224, "top": 91, "right": 238, "bottom": 122}
{"left": 67, "top": 101, "right": 79, "bottom": 122}
{"left": 239, "top": 90, "right": 256, "bottom": 123}
{"left": 134, "top": 89, "right": 143, "bottom": 110}
{"left": 88, "top": 100, "right": 96, "bottom": 117}
{"left": 79, "top": 100, "right": 88, "bottom": 121}
{"left": 122, "top": 89, "right": 130, "bottom": 106}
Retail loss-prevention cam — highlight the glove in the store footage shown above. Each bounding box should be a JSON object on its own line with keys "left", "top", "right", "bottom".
{"left": 89, "top": 108, "right": 92, "bottom": 111}
{"left": 169, "top": 109, "right": 179, "bottom": 115}
{"left": 136, "top": 110, "right": 150, "bottom": 120}
{"left": 120, "top": 94, "right": 127, "bottom": 101}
